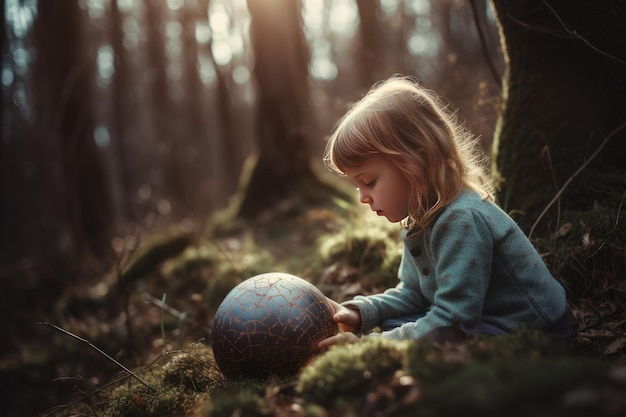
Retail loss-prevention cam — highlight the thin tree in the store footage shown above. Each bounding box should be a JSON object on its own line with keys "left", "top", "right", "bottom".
{"left": 355, "top": 0, "right": 385, "bottom": 88}
{"left": 110, "top": 0, "right": 135, "bottom": 220}
{"left": 144, "top": 0, "right": 186, "bottom": 213}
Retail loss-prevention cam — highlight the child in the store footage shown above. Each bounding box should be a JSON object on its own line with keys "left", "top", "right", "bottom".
{"left": 318, "top": 76, "right": 571, "bottom": 348}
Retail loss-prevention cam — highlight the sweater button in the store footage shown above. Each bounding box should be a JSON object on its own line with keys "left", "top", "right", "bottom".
{"left": 410, "top": 247, "right": 421, "bottom": 257}
{"left": 422, "top": 268, "right": 430, "bottom": 275}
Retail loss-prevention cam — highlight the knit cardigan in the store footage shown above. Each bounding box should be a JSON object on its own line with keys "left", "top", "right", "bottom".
{"left": 344, "top": 188, "right": 568, "bottom": 340}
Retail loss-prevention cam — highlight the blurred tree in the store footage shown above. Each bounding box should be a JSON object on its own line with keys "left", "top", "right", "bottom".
{"left": 111, "top": 0, "right": 136, "bottom": 220}
{"left": 490, "top": 0, "right": 626, "bottom": 233}
{"left": 181, "top": 0, "right": 212, "bottom": 215}
{"left": 31, "top": 2, "right": 112, "bottom": 262}
{"left": 231, "top": 0, "right": 338, "bottom": 219}
{"left": 355, "top": 0, "right": 385, "bottom": 87}
{"left": 145, "top": 0, "right": 189, "bottom": 213}
{"left": 1, "top": 2, "right": 113, "bottom": 354}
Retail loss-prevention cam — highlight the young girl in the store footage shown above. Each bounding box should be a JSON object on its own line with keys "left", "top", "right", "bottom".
{"left": 319, "top": 76, "right": 571, "bottom": 347}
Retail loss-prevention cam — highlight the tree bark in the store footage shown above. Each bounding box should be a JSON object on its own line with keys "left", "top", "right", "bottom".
{"left": 355, "top": 0, "right": 385, "bottom": 87}
{"left": 110, "top": 0, "right": 136, "bottom": 220}
{"left": 490, "top": 0, "right": 626, "bottom": 232}
{"left": 144, "top": 0, "right": 185, "bottom": 212}
{"left": 233, "top": 0, "right": 337, "bottom": 219}
{"left": 31, "top": 1, "right": 113, "bottom": 262}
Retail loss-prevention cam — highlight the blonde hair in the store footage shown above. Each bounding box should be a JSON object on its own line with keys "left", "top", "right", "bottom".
{"left": 324, "top": 76, "right": 494, "bottom": 237}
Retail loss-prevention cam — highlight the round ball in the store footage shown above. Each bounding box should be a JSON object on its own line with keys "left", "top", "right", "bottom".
{"left": 211, "top": 272, "right": 337, "bottom": 379}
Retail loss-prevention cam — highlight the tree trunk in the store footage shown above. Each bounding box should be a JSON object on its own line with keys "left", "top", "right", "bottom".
{"left": 490, "top": 0, "right": 626, "bottom": 233}
{"left": 355, "top": 0, "right": 385, "bottom": 87}
{"left": 233, "top": 0, "right": 337, "bottom": 219}
{"left": 110, "top": 0, "right": 136, "bottom": 221}
{"left": 31, "top": 1, "right": 113, "bottom": 263}
{"left": 181, "top": 0, "right": 212, "bottom": 216}
{"left": 144, "top": 0, "right": 184, "bottom": 212}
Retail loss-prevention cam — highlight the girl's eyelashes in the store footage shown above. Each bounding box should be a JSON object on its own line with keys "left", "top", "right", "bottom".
{"left": 354, "top": 179, "right": 376, "bottom": 190}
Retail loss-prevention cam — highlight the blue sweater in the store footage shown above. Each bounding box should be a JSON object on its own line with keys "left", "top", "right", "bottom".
{"left": 345, "top": 188, "right": 567, "bottom": 340}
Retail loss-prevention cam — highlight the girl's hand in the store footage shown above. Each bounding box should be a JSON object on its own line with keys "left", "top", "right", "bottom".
{"left": 326, "top": 298, "right": 361, "bottom": 333}
{"left": 318, "top": 331, "right": 360, "bottom": 349}
{"left": 317, "top": 298, "right": 363, "bottom": 349}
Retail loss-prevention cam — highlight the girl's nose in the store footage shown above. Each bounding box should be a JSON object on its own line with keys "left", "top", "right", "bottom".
{"left": 359, "top": 189, "right": 372, "bottom": 204}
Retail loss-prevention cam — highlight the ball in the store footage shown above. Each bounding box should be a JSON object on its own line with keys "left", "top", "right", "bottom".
{"left": 211, "top": 272, "right": 338, "bottom": 379}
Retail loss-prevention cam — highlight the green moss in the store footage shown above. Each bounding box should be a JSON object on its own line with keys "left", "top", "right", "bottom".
{"left": 422, "top": 356, "right": 608, "bottom": 417}
{"left": 121, "top": 228, "right": 194, "bottom": 284}
{"left": 317, "top": 219, "right": 402, "bottom": 289}
{"left": 294, "top": 329, "right": 612, "bottom": 417}
{"left": 405, "top": 339, "right": 471, "bottom": 383}
{"left": 407, "top": 330, "right": 610, "bottom": 417}
{"left": 160, "top": 344, "right": 222, "bottom": 392}
{"left": 200, "top": 379, "right": 271, "bottom": 417}
{"left": 101, "top": 383, "right": 196, "bottom": 417}
{"left": 405, "top": 328, "right": 576, "bottom": 384}
{"left": 95, "top": 344, "right": 221, "bottom": 417}
{"left": 466, "top": 327, "right": 572, "bottom": 362}
{"left": 297, "top": 338, "right": 408, "bottom": 406}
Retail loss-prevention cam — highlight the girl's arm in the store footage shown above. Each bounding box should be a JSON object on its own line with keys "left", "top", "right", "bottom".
{"left": 373, "top": 207, "right": 493, "bottom": 340}
{"left": 342, "top": 241, "right": 432, "bottom": 333}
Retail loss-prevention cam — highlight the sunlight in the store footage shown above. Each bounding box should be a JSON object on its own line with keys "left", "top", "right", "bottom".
{"left": 198, "top": 56, "right": 217, "bottom": 86}
{"left": 81, "top": 0, "right": 106, "bottom": 19}
{"left": 165, "top": 21, "right": 182, "bottom": 68}
{"left": 208, "top": 1, "right": 236, "bottom": 66}
{"left": 309, "top": 39, "right": 337, "bottom": 81}
{"left": 310, "top": 55, "right": 337, "bottom": 81}
{"left": 212, "top": 40, "right": 233, "bottom": 66}
{"left": 301, "top": 0, "right": 346, "bottom": 81}
{"left": 5, "top": 0, "right": 37, "bottom": 38}
{"left": 123, "top": 16, "right": 140, "bottom": 49}
{"left": 93, "top": 126, "right": 111, "bottom": 148}
{"left": 166, "top": 0, "right": 184, "bottom": 11}
{"left": 96, "top": 44, "right": 114, "bottom": 85}
{"left": 1, "top": 67, "right": 14, "bottom": 88}
{"left": 118, "top": 0, "right": 137, "bottom": 12}
{"left": 195, "top": 22, "right": 212, "bottom": 44}
{"left": 12, "top": 45, "right": 29, "bottom": 76}
{"left": 232, "top": 65, "right": 251, "bottom": 84}
{"left": 405, "top": 0, "right": 431, "bottom": 15}
{"left": 407, "top": 32, "right": 439, "bottom": 56}
{"left": 166, "top": 20, "right": 183, "bottom": 39}
{"left": 210, "top": 5, "right": 231, "bottom": 38}
{"left": 302, "top": 0, "right": 323, "bottom": 33}
{"left": 379, "top": 0, "right": 398, "bottom": 15}
{"left": 329, "top": 0, "right": 359, "bottom": 36}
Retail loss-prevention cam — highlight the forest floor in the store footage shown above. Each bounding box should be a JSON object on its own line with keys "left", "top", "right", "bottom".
{"left": 2, "top": 197, "right": 626, "bottom": 417}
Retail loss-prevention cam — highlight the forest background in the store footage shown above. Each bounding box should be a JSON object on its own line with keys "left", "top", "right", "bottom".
{"left": 0, "top": 0, "right": 625, "bottom": 416}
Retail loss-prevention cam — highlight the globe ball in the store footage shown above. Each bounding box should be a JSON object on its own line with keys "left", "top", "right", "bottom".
{"left": 211, "top": 272, "right": 338, "bottom": 379}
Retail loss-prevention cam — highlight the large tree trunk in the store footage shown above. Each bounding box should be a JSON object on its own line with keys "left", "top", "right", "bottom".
{"left": 490, "top": 0, "right": 626, "bottom": 233}
{"left": 232, "top": 0, "right": 337, "bottom": 219}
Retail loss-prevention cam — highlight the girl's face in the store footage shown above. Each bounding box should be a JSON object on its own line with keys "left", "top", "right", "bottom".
{"left": 343, "top": 154, "right": 411, "bottom": 223}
